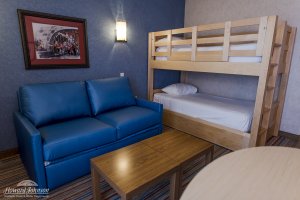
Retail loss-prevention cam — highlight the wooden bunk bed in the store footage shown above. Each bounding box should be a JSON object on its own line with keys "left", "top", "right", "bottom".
{"left": 147, "top": 16, "right": 296, "bottom": 150}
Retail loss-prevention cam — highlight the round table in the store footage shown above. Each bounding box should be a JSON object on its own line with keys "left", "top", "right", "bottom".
{"left": 181, "top": 147, "right": 300, "bottom": 200}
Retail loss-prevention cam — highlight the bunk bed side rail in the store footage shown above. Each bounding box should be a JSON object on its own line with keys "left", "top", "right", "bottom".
{"left": 163, "top": 109, "right": 250, "bottom": 150}
{"left": 150, "top": 60, "right": 262, "bottom": 76}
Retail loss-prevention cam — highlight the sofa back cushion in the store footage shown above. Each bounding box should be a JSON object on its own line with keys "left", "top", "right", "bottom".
{"left": 19, "top": 81, "right": 91, "bottom": 127}
{"left": 86, "top": 77, "right": 136, "bottom": 115}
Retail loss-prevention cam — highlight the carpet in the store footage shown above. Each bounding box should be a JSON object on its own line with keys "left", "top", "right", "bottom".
{"left": 0, "top": 133, "right": 298, "bottom": 200}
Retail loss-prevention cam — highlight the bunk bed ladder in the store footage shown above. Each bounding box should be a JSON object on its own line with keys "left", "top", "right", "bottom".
{"left": 249, "top": 16, "right": 277, "bottom": 147}
{"left": 257, "top": 20, "right": 288, "bottom": 146}
{"left": 271, "top": 26, "right": 297, "bottom": 138}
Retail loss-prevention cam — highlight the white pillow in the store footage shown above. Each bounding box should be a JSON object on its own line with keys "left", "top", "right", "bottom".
{"left": 162, "top": 83, "right": 197, "bottom": 95}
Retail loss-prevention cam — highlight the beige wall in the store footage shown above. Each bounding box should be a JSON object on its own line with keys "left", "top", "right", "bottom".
{"left": 184, "top": 0, "right": 300, "bottom": 134}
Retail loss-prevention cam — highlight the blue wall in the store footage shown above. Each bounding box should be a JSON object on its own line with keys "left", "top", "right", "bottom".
{"left": 0, "top": 0, "right": 185, "bottom": 151}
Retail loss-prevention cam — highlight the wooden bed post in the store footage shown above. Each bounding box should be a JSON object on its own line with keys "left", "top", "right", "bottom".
{"left": 249, "top": 16, "right": 277, "bottom": 147}
{"left": 272, "top": 27, "right": 297, "bottom": 136}
{"left": 148, "top": 32, "right": 154, "bottom": 100}
{"left": 180, "top": 72, "right": 188, "bottom": 83}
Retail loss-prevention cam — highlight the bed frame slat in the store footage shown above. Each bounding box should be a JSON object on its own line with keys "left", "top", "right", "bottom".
{"left": 154, "top": 30, "right": 170, "bottom": 37}
{"left": 169, "top": 52, "right": 192, "bottom": 61}
{"left": 154, "top": 41, "right": 169, "bottom": 47}
{"left": 167, "top": 31, "right": 171, "bottom": 58}
{"left": 229, "top": 50, "right": 257, "bottom": 57}
{"left": 223, "top": 21, "right": 231, "bottom": 61}
{"left": 172, "top": 39, "right": 192, "bottom": 46}
{"left": 172, "top": 27, "right": 193, "bottom": 34}
{"left": 231, "top": 17, "right": 261, "bottom": 27}
{"left": 197, "top": 36, "right": 224, "bottom": 45}
{"left": 191, "top": 26, "right": 197, "bottom": 61}
{"left": 197, "top": 22, "right": 225, "bottom": 31}
{"left": 196, "top": 51, "right": 223, "bottom": 62}
{"left": 154, "top": 52, "right": 169, "bottom": 57}
{"left": 256, "top": 16, "right": 268, "bottom": 56}
{"left": 230, "top": 34, "right": 258, "bottom": 43}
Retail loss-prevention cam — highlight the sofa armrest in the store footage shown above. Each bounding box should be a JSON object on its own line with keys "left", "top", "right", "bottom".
{"left": 13, "top": 112, "right": 47, "bottom": 188}
{"left": 135, "top": 98, "right": 163, "bottom": 113}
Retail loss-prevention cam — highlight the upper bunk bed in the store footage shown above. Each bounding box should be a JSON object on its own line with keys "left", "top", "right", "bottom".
{"left": 147, "top": 16, "right": 296, "bottom": 150}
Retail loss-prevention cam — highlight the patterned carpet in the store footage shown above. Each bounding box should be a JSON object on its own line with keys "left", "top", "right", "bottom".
{"left": 0, "top": 133, "right": 298, "bottom": 200}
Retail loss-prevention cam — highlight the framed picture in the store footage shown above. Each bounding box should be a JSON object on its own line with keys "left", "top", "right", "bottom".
{"left": 17, "top": 9, "right": 89, "bottom": 69}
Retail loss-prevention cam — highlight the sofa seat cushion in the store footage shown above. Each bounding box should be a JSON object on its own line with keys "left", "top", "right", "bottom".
{"left": 96, "top": 106, "right": 161, "bottom": 139}
{"left": 39, "top": 117, "right": 116, "bottom": 161}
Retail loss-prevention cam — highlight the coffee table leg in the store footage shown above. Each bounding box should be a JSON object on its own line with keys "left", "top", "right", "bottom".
{"left": 91, "top": 166, "right": 103, "bottom": 200}
{"left": 205, "top": 146, "right": 214, "bottom": 164}
{"left": 170, "top": 170, "right": 180, "bottom": 200}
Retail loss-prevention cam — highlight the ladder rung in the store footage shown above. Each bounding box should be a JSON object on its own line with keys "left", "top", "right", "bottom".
{"left": 267, "top": 69, "right": 273, "bottom": 76}
{"left": 258, "top": 128, "right": 267, "bottom": 136}
{"left": 269, "top": 121, "right": 275, "bottom": 129}
{"left": 273, "top": 101, "right": 279, "bottom": 109}
{"left": 267, "top": 73, "right": 277, "bottom": 79}
{"left": 263, "top": 106, "right": 271, "bottom": 113}
{"left": 263, "top": 101, "right": 279, "bottom": 114}
{"left": 267, "top": 82, "right": 275, "bottom": 87}
{"left": 274, "top": 43, "right": 282, "bottom": 47}
{"left": 266, "top": 86, "right": 275, "bottom": 91}
{"left": 270, "top": 62, "right": 279, "bottom": 67}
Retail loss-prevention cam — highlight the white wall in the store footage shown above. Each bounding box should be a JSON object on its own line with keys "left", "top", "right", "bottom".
{"left": 185, "top": 0, "right": 300, "bottom": 134}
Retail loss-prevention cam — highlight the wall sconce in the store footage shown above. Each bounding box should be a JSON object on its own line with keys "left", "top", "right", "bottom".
{"left": 116, "top": 21, "right": 127, "bottom": 42}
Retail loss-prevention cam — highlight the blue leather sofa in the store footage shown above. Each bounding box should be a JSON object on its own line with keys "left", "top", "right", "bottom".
{"left": 14, "top": 77, "right": 163, "bottom": 189}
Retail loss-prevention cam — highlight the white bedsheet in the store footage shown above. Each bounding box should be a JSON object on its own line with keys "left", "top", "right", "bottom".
{"left": 155, "top": 43, "right": 262, "bottom": 62}
{"left": 154, "top": 93, "right": 255, "bottom": 132}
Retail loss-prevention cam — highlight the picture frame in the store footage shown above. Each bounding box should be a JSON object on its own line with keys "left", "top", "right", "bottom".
{"left": 17, "top": 9, "right": 89, "bottom": 69}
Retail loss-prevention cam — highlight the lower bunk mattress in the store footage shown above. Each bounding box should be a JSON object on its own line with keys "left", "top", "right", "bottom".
{"left": 153, "top": 93, "right": 255, "bottom": 132}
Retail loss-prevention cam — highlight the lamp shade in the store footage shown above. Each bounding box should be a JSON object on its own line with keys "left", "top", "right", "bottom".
{"left": 116, "top": 21, "right": 127, "bottom": 42}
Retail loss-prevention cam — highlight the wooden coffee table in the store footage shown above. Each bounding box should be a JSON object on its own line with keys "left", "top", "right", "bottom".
{"left": 143, "top": 129, "right": 214, "bottom": 195}
{"left": 91, "top": 129, "right": 214, "bottom": 200}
